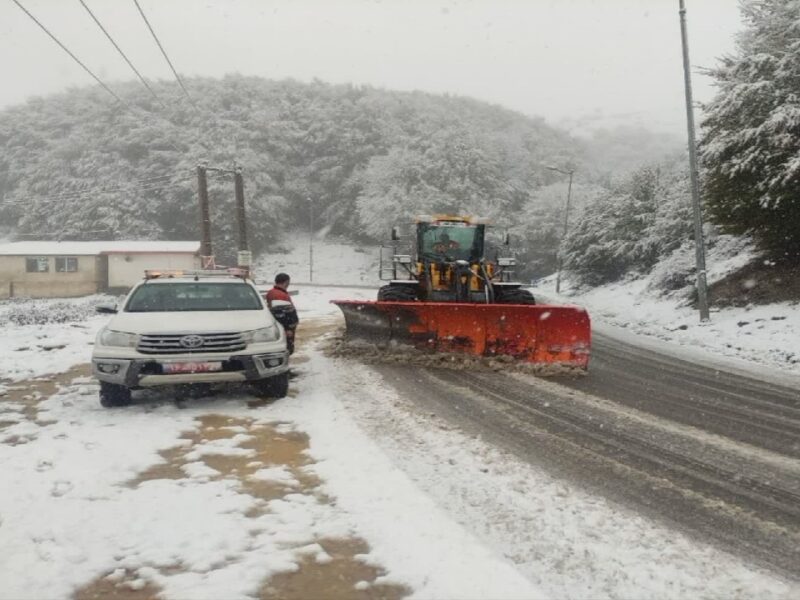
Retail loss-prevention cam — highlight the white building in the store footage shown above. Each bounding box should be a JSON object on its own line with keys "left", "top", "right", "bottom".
{"left": 0, "top": 241, "right": 200, "bottom": 298}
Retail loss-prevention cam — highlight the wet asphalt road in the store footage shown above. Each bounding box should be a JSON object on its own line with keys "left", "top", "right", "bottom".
{"left": 374, "top": 330, "right": 800, "bottom": 579}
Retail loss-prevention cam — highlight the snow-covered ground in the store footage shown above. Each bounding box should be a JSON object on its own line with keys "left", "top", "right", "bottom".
{"left": 328, "top": 358, "right": 796, "bottom": 600}
{"left": 2, "top": 240, "right": 798, "bottom": 599}
{"left": 254, "top": 232, "right": 380, "bottom": 286}
{"left": 0, "top": 295, "right": 114, "bottom": 382}
{"left": 542, "top": 241, "right": 800, "bottom": 376}
{"left": 546, "top": 277, "right": 800, "bottom": 375}
{"left": 2, "top": 286, "right": 795, "bottom": 599}
{"left": 0, "top": 286, "right": 540, "bottom": 599}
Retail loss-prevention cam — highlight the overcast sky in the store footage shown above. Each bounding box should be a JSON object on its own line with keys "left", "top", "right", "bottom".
{"left": 1, "top": 0, "right": 743, "bottom": 134}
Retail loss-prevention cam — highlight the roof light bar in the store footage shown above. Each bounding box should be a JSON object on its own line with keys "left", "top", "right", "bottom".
{"left": 143, "top": 268, "right": 248, "bottom": 280}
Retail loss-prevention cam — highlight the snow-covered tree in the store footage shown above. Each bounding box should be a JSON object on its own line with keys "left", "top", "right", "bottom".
{"left": 561, "top": 162, "right": 694, "bottom": 287}
{"left": 700, "top": 0, "right": 800, "bottom": 258}
{"left": 512, "top": 181, "right": 606, "bottom": 279}
{"left": 0, "top": 76, "right": 579, "bottom": 252}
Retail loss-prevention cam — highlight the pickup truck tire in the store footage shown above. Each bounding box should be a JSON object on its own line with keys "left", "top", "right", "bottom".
{"left": 99, "top": 381, "right": 132, "bottom": 408}
{"left": 252, "top": 372, "right": 289, "bottom": 399}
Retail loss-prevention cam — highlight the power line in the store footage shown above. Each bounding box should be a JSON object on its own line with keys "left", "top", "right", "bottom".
{"left": 9, "top": 174, "right": 184, "bottom": 202}
{"left": 77, "top": 0, "right": 167, "bottom": 109}
{"left": 11, "top": 0, "right": 134, "bottom": 110}
{"left": 13, "top": 0, "right": 221, "bottom": 166}
{"left": 12, "top": 225, "right": 190, "bottom": 239}
{"left": 2, "top": 177, "right": 193, "bottom": 207}
{"left": 132, "top": 0, "right": 197, "bottom": 110}
{"left": 38, "top": 173, "right": 177, "bottom": 196}
{"left": 11, "top": 0, "right": 188, "bottom": 156}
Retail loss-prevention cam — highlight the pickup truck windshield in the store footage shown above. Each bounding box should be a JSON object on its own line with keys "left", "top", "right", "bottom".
{"left": 125, "top": 282, "right": 263, "bottom": 312}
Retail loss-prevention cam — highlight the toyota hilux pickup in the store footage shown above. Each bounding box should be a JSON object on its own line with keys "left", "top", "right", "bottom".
{"left": 92, "top": 270, "right": 290, "bottom": 407}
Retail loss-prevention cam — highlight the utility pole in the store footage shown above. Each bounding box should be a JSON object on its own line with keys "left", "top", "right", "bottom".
{"left": 197, "top": 165, "right": 214, "bottom": 269}
{"left": 233, "top": 168, "right": 248, "bottom": 253}
{"left": 308, "top": 197, "right": 314, "bottom": 283}
{"left": 547, "top": 165, "right": 575, "bottom": 294}
{"left": 233, "top": 167, "right": 251, "bottom": 275}
{"left": 679, "top": 0, "right": 710, "bottom": 321}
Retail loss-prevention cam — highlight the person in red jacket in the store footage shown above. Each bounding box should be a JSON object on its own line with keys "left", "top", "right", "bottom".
{"left": 265, "top": 273, "right": 298, "bottom": 354}
{"left": 266, "top": 272, "right": 292, "bottom": 305}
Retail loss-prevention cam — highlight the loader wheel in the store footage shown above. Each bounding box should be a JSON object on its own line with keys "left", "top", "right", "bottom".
{"left": 377, "top": 285, "right": 417, "bottom": 302}
{"left": 497, "top": 289, "right": 536, "bottom": 305}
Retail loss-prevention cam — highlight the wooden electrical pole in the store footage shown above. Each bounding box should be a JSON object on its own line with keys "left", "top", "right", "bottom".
{"left": 233, "top": 167, "right": 252, "bottom": 275}
{"left": 234, "top": 168, "right": 248, "bottom": 253}
{"left": 197, "top": 165, "right": 214, "bottom": 268}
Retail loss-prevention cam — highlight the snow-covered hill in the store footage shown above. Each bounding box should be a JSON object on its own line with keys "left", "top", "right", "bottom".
{"left": 253, "top": 233, "right": 380, "bottom": 287}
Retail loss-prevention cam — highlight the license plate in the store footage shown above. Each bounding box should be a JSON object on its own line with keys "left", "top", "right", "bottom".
{"left": 162, "top": 361, "right": 223, "bottom": 374}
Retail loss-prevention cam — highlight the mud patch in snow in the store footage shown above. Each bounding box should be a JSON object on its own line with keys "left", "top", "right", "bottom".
{"left": 2, "top": 371, "right": 409, "bottom": 600}
{"left": 75, "top": 568, "right": 164, "bottom": 600}
{"left": 261, "top": 537, "right": 408, "bottom": 600}
{"left": 118, "top": 413, "right": 409, "bottom": 599}
{"left": 129, "top": 414, "right": 320, "bottom": 505}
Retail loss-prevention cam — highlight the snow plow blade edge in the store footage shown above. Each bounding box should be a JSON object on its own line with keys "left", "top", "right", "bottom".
{"left": 331, "top": 300, "right": 591, "bottom": 369}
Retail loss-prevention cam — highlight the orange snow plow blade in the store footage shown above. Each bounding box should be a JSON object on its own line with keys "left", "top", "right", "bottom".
{"left": 331, "top": 300, "right": 591, "bottom": 369}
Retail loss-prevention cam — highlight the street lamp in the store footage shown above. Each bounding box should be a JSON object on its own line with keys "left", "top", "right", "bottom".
{"left": 308, "top": 196, "right": 314, "bottom": 283}
{"left": 678, "top": 0, "right": 710, "bottom": 322}
{"left": 546, "top": 165, "right": 574, "bottom": 294}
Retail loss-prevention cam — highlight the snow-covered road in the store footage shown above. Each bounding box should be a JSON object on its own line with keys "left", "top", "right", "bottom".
{"left": 1, "top": 286, "right": 798, "bottom": 599}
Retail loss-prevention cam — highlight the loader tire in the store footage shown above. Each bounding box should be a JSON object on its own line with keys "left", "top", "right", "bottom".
{"left": 497, "top": 289, "right": 536, "bottom": 305}
{"left": 377, "top": 285, "right": 417, "bottom": 302}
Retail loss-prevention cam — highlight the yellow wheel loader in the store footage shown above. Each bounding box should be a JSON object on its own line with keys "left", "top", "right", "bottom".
{"left": 333, "top": 215, "right": 591, "bottom": 368}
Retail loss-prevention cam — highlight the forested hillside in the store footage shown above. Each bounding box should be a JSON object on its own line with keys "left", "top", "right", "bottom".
{"left": 0, "top": 76, "right": 580, "bottom": 259}
{"left": 3, "top": 48, "right": 793, "bottom": 299}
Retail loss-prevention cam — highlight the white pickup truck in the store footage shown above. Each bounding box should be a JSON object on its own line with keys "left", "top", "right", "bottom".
{"left": 91, "top": 270, "right": 290, "bottom": 407}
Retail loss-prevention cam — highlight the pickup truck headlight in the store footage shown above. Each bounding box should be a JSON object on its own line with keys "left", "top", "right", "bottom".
{"left": 245, "top": 325, "right": 280, "bottom": 344}
{"left": 98, "top": 328, "right": 138, "bottom": 348}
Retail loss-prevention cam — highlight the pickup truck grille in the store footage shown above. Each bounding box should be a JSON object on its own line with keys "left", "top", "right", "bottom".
{"left": 137, "top": 332, "right": 246, "bottom": 354}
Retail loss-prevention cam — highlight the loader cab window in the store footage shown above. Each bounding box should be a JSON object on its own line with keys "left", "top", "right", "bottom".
{"left": 419, "top": 223, "right": 484, "bottom": 262}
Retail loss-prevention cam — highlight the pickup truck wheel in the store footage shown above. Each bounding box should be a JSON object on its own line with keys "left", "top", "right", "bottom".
{"left": 252, "top": 372, "right": 289, "bottom": 399}
{"left": 99, "top": 381, "right": 132, "bottom": 408}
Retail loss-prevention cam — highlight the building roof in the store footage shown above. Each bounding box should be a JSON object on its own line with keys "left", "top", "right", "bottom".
{"left": 0, "top": 241, "right": 201, "bottom": 256}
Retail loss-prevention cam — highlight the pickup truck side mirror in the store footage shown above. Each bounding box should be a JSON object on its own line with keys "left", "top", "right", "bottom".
{"left": 96, "top": 303, "right": 118, "bottom": 314}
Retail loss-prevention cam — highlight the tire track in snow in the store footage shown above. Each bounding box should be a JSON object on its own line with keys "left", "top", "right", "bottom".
{"left": 402, "top": 366, "right": 800, "bottom": 579}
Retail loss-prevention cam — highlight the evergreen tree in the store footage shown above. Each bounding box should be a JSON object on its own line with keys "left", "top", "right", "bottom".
{"left": 561, "top": 162, "right": 694, "bottom": 287}
{"left": 700, "top": 0, "right": 800, "bottom": 259}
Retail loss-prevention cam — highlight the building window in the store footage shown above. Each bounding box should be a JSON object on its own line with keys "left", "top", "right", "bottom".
{"left": 55, "top": 256, "right": 79, "bottom": 273}
{"left": 25, "top": 257, "right": 49, "bottom": 273}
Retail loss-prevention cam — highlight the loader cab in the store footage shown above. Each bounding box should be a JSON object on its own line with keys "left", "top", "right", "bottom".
{"left": 418, "top": 220, "right": 485, "bottom": 263}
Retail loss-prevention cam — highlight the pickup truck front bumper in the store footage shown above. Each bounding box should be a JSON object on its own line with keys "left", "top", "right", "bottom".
{"left": 92, "top": 351, "right": 289, "bottom": 388}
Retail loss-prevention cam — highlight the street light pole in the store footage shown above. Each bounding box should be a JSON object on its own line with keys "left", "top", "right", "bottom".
{"left": 679, "top": 0, "right": 710, "bottom": 321}
{"left": 308, "top": 197, "right": 314, "bottom": 283}
{"left": 547, "top": 165, "right": 575, "bottom": 294}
